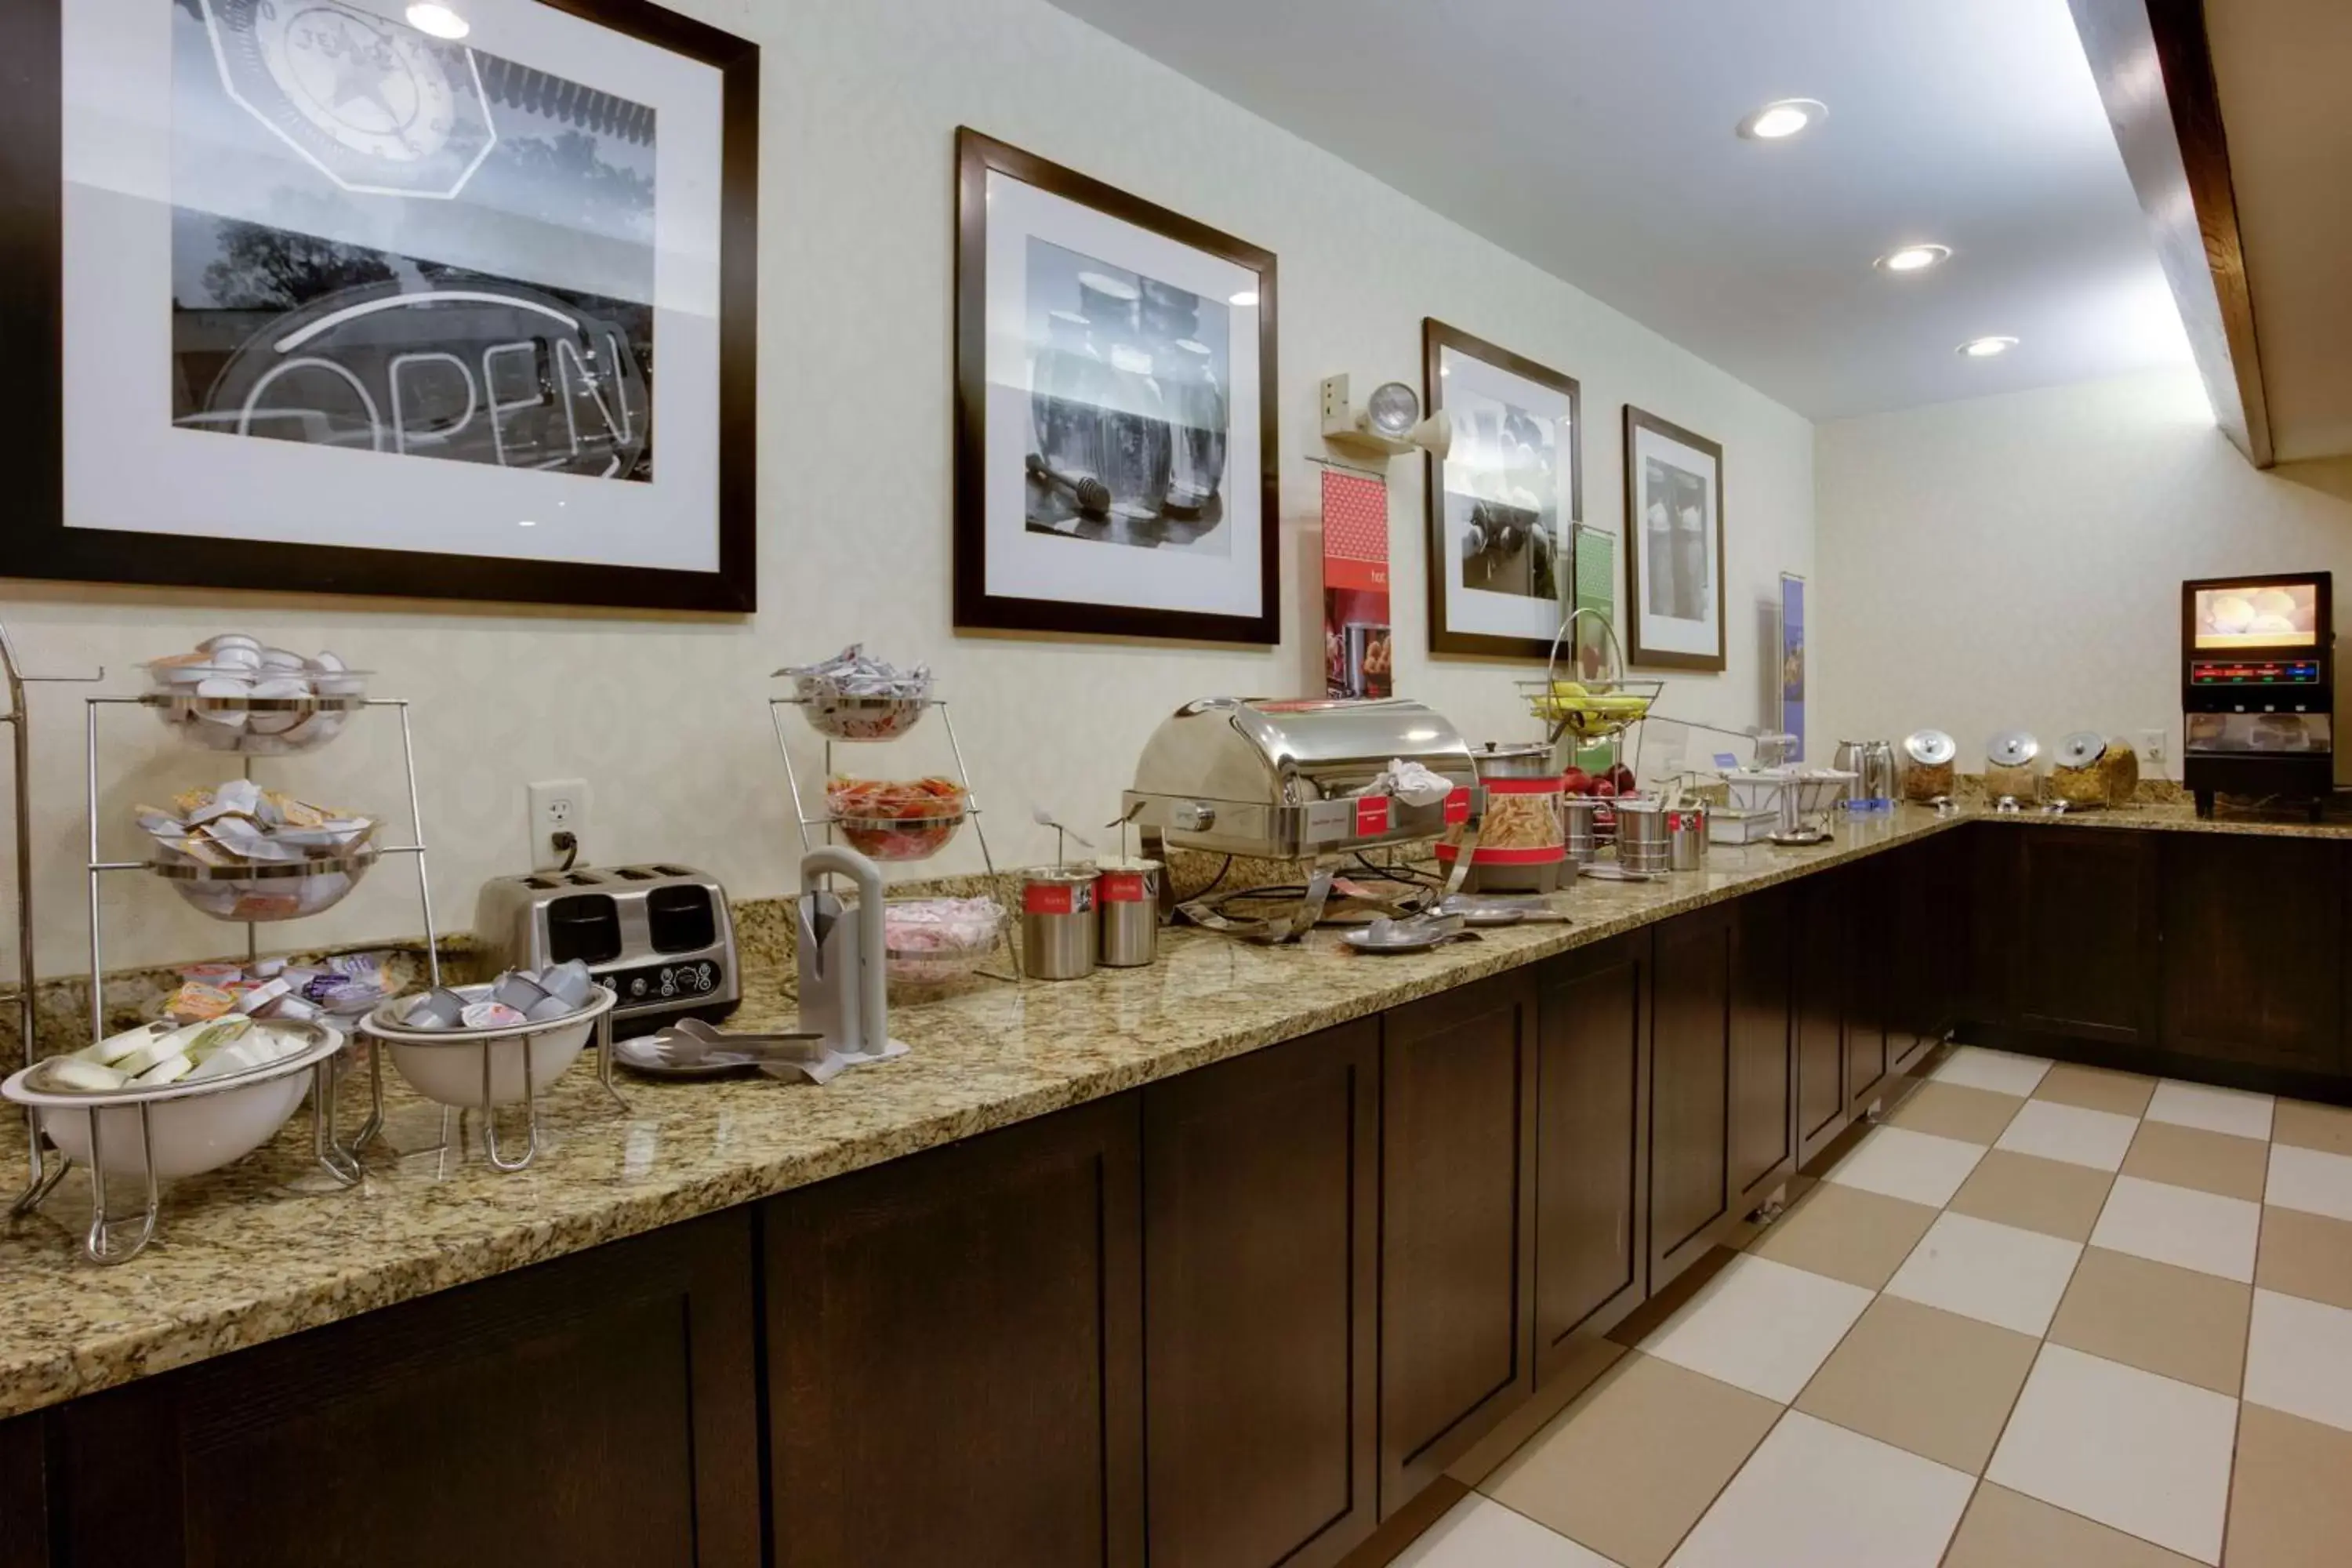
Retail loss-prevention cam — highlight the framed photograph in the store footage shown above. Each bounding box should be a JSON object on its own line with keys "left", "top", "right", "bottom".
{"left": 1422, "top": 319, "right": 1580, "bottom": 660}
{"left": 3, "top": 0, "right": 759, "bottom": 612}
{"left": 1624, "top": 405, "right": 1726, "bottom": 670}
{"left": 954, "top": 127, "right": 1278, "bottom": 644}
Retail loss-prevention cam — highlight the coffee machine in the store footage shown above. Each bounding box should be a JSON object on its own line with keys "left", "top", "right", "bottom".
{"left": 2182, "top": 572, "right": 2335, "bottom": 819}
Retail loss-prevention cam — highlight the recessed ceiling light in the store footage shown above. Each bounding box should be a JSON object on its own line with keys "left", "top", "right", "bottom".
{"left": 1229, "top": 290, "right": 1258, "bottom": 307}
{"left": 1876, "top": 244, "right": 1951, "bottom": 274}
{"left": 1958, "top": 336, "right": 2019, "bottom": 358}
{"left": 405, "top": 3, "right": 470, "bottom": 39}
{"left": 517, "top": 518, "right": 538, "bottom": 528}
{"left": 1737, "top": 98, "right": 1826, "bottom": 141}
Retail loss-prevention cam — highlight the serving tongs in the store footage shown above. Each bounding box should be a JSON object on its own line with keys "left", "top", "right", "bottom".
{"left": 646, "top": 1016, "right": 826, "bottom": 1069}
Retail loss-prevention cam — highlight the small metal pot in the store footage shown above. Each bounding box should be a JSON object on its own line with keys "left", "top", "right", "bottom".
{"left": 1561, "top": 794, "right": 1600, "bottom": 866}
{"left": 1094, "top": 858, "right": 1161, "bottom": 968}
{"left": 1666, "top": 804, "right": 1710, "bottom": 871}
{"left": 1615, "top": 797, "right": 1671, "bottom": 875}
{"left": 1021, "top": 867, "right": 1099, "bottom": 981}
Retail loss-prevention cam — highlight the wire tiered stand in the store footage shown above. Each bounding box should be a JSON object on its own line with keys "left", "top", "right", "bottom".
{"left": 46, "top": 670, "right": 445, "bottom": 1260}
{"left": 768, "top": 674, "right": 1021, "bottom": 983}
{"left": 1, "top": 620, "right": 106, "bottom": 1232}
{"left": 1519, "top": 608, "right": 1662, "bottom": 880}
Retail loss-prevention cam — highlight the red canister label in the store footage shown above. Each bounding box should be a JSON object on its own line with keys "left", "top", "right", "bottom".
{"left": 1443, "top": 787, "right": 1472, "bottom": 825}
{"left": 1100, "top": 870, "right": 1154, "bottom": 903}
{"left": 1355, "top": 797, "right": 1392, "bottom": 836}
{"left": 1025, "top": 880, "right": 1095, "bottom": 915}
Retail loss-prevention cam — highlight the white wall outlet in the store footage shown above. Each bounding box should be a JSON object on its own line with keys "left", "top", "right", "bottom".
{"left": 527, "top": 779, "right": 590, "bottom": 870}
{"left": 2139, "top": 728, "right": 2168, "bottom": 766}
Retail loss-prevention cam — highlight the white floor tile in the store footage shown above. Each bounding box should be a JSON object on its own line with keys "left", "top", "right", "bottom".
{"left": 1638, "top": 1254, "right": 1875, "bottom": 1403}
{"left": 1986, "top": 1344, "right": 2238, "bottom": 1565}
{"left": 1994, "top": 1099, "right": 2140, "bottom": 1172}
{"left": 2267, "top": 1142, "right": 2352, "bottom": 1221}
{"left": 1666, "top": 1411, "right": 1973, "bottom": 1568}
{"left": 1884, "top": 1210, "right": 2084, "bottom": 1334}
{"left": 2089, "top": 1174, "right": 2259, "bottom": 1283}
{"left": 2245, "top": 1288, "right": 2352, "bottom": 1434}
{"left": 1932, "top": 1044, "right": 2052, "bottom": 1098}
{"left": 2145, "top": 1080, "right": 2274, "bottom": 1142}
{"left": 1392, "top": 1496, "right": 1623, "bottom": 1568}
{"left": 1824, "top": 1126, "right": 1987, "bottom": 1207}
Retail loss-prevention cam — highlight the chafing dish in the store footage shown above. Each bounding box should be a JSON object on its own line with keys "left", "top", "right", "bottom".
{"left": 1123, "top": 697, "right": 1481, "bottom": 860}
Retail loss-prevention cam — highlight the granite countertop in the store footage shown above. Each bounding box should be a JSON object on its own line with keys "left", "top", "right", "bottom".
{"left": 1, "top": 796, "right": 2344, "bottom": 1420}
{"left": 1985, "top": 797, "right": 2352, "bottom": 839}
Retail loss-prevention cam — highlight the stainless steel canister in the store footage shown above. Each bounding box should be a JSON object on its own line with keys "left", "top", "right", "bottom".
{"left": 1561, "top": 794, "right": 1599, "bottom": 866}
{"left": 1615, "top": 797, "right": 1671, "bottom": 875}
{"left": 1094, "top": 858, "right": 1161, "bottom": 968}
{"left": 1022, "top": 867, "right": 1099, "bottom": 980}
{"left": 1665, "top": 804, "right": 1710, "bottom": 871}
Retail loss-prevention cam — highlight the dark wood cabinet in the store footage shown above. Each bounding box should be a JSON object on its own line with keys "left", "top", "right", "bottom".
{"left": 52, "top": 1210, "right": 761, "bottom": 1568}
{"left": 1142, "top": 1020, "right": 1379, "bottom": 1568}
{"left": 1731, "top": 889, "right": 1795, "bottom": 1210}
{"left": 1650, "top": 904, "right": 1735, "bottom": 1290}
{"left": 0, "top": 1415, "right": 43, "bottom": 1568}
{"left": 1533, "top": 931, "right": 1650, "bottom": 1376}
{"left": 766, "top": 1098, "right": 1144, "bottom": 1568}
{"left": 1792, "top": 869, "right": 1851, "bottom": 1166}
{"left": 1845, "top": 857, "right": 1893, "bottom": 1116}
{"left": 1378, "top": 971, "right": 1537, "bottom": 1512}
{"left": 1888, "top": 831, "right": 1968, "bottom": 1069}
{"left": 2011, "top": 827, "right": 2158, "bottom": 1046}
{"left": 2161, "top": 835, "right": 2343, "bottom": 1074}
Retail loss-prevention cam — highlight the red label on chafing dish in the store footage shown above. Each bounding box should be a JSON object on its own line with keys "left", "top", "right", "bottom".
{"left": 1444, "top": 788, "right": 1472, "bottom": 824}
{"left": 1356, "top": 797, "right": 1392, "bottom": 835}
{"left": 1101, "top": 871, "right": 1152, "bottom": 903}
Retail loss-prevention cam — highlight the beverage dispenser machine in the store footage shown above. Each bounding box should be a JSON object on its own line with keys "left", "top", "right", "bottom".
{"left": 2182, "top": 572, "right": 2335, "bottom": 818}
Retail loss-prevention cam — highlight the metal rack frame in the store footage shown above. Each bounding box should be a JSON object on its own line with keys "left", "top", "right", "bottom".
{"left": 767, "top": 696, "right": 1020, "bottom": 982}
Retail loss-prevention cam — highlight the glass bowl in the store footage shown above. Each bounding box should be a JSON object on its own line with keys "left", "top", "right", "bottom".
{"left": 833, "top": 812, "right": 967, "bottom": 862}
{"left": 796, "top": 685, "right": 930, "bottom": 742}
{"left": 140, "top": 659, "right": 371, "bottom": 757}
{"left": 880, "top": 897, "right": 1006, "bottom": 987}
{"left": 147, "top": 849, "right": 379, "bottom": 923}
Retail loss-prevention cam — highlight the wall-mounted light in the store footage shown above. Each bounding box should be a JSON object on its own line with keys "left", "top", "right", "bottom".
{"left": 1320, "top": 375, "right": 1451, "bottom": 460}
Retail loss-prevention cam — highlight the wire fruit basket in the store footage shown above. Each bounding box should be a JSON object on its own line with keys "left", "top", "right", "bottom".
{"left": 1518, "top": 608, "right": 1664, "bottom": 746}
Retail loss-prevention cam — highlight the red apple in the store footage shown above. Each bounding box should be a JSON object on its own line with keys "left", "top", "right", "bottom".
{"left": 1561, "top": 766, "right": 1592, "bottom": 795}
{"left": 1592, "top": 779, "right": 1618, "bottom": 799}
{"left": 1609, "top": 764, "right": 1638, "bottom": 793}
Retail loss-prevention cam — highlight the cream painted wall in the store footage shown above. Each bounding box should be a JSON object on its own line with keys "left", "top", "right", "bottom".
{"left": 1815, "top": 367, "right": 2352, "bottom": 775}
{"left": 3, "top": 0, "right": 1814, "bottom": 979}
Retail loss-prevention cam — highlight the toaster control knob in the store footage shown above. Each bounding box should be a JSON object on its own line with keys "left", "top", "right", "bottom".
{"left": 1172, "top": 800, "right": 1218, "bottom": 832}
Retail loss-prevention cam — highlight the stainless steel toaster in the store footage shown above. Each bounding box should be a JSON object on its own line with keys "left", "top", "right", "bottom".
{"left": 473, "top": 864, "right": 740, "bottom": 1036}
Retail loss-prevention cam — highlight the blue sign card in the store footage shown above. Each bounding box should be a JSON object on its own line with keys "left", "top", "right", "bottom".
{"left": 1780, "top": 574, "right": 1806, "bottom": 763}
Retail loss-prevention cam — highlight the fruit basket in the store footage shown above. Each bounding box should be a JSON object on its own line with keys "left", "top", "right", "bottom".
{"left": 1519, "top": 610, "right": 1663, "bottom": 745}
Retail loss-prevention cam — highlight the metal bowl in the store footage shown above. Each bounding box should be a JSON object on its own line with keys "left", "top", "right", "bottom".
{"left": 148, "top": 848, "right": 379, "bottom": 923}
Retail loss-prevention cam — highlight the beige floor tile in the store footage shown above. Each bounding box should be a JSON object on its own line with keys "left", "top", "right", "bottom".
{"left": 2227, "top": 1403, "right": 2352, "bottom": 1567}
{"left": 2119, "top": 1120, "right": 2269, "bottom": 1203}
{"left": 2034, "top": 1062, "right": 2158, "bottom": 1117}
{"left": 2272, "top": 1098, "right": 2352, "bottom": 1157}
{"left": 2046, "top": 1247, "right": 2251, "bottom": 1396}
{"left": 1947, "top": 1149, "right": 2115, "bottom": 1242}
{"left": 2256, "top": 1205, "right": 2352, "bottom": 1312}
{"left": 1794, "top": 1295, "right": 2037, "bottom": 1473}
{"left": 1481, "top": 1352, "right": 1778, "bottom": 1568}
{"left": 1944, "top": 1483, "right": 2202, "bottom": 1568}
{"left": 1748, "top": 1181, "right": 1938, "bottom": 1290}
{"left": 1888, "top": 1081, "right": 2024, "bottom": 1145}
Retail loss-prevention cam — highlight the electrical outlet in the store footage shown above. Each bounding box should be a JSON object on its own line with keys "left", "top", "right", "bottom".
{"left": 2139, "top": 728, "right": 2168, "bottom": 766}
{"left": 527, "top": 779, "right": 590, "bottom": 870}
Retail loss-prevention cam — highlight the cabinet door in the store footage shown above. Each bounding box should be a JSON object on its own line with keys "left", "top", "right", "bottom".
{"left": 2013, "top": 827, "right": 2157, "bottom": 1045}
{"left": 1380, "top": 970, "right": 1537, "bottom": 1512}
{"left": 1846, "top": 856, "right": 1893, "bottom": 1115}
{"left": 1889, "top": 834, "right": 1966, "bottom": 1069}
{"left": 0, "top": 1414, "right": 44, "bottom": 1568}
{"left": 1650, "top": 904, "right": 1735, "bottom": 1290}
{"left": 1792, "top": 871, "right": 1850, "bottom": 1165}
{"left": 1143, "top": 1021, "right": 1378, "bottom": 1568}
{"left": 1534, "top": 931, "right": 1650, "bottom": 1376}
{"left": 2161, "top": 835, "right": 2344, "bottom": 1074}
{"left": 1731, "top": 888, "right": 1795, "bottom": 1209}
{"left": 56, "top": 1210, "right": 761, "bottom": 1568}
{"left": 768, "top": 1098, "right": 1144, "bottom": 1568}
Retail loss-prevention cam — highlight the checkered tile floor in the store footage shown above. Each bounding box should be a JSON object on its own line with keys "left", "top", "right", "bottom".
{"left": 1395, "top": 1047, "right": 2352, "bottom": 1567}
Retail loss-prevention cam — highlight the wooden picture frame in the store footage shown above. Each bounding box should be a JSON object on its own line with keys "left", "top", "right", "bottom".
{"left": 1622, "top": 405, "right": 1726, "bottom": 672}
{"left": 1421, "top": 318, "right": 1581, "bottom": 661}
{"left": 953, "top": 127, "right": 1279, "bottom": 644}
{"left": 2, "top": 0, "right": 760, "bottom": 612}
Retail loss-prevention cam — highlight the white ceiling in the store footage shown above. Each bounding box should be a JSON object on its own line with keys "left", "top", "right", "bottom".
{"left": 1045, "top": 0, "right": 2194, "bottom": 422}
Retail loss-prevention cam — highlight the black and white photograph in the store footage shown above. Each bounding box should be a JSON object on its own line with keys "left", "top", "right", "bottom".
{"left": 1022, "top": 238, "right": 1232, "bottom": 557}
{"left": 956, "top": 128, "right": 1279, "bottom": 644}
{"left": 1422, "top": 320, "right": 1580, "bottom": 660}
{"left": 1624, "top": 405, "right": 1726, "bottom": 670}
{"left": 13, "top": 0, "right": 758, "bottom": 610}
